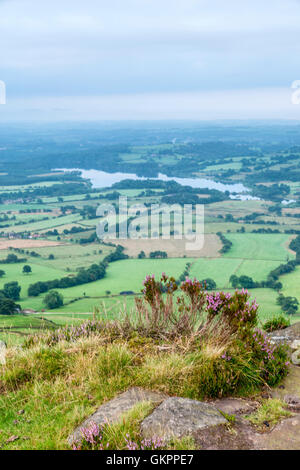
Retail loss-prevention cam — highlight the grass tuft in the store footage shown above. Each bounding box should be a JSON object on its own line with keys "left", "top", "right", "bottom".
{"left": 246, "top": 399, "right": 292, "bottom": 430}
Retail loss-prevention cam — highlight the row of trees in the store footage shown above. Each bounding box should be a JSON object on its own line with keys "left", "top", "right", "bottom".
{"left": 0, "top": 281, "right": 22, "bottom": 314}
{"left": 0, "top": 253, "right": 27, "bottom": 264}
{"left": 217, "top": 232, "right": 233, "bottom": 253}
{"left": 28, "top": 263, "right": 106, "bottom": 297}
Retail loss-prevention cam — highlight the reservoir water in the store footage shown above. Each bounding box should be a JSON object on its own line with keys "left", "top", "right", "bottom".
{"left": 58, "top": 168, "right": 254, "bottom": 198}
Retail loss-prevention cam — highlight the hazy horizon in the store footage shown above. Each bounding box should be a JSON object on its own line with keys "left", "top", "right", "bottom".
{"left": 0, "top": 0, "right": 300, "bottom": 121}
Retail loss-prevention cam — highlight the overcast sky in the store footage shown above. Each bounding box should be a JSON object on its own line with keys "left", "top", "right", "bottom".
{"left": 0, "top": 0, "right": 300, "bottom": 121}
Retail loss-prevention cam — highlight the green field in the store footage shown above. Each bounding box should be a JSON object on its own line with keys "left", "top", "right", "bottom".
{"left": 1, "top": 214, "right": 82, "bottom": 233}
{"left": 16, "top": 243, "right": 113, "bottom": 271}
{"left": 0, "top": 263, "right": 69, "bottom": 299}
{"left": 281, "top": 265, "right": 300, "bottom": 298}
{"left": 224, "top": 233, "right": 294, "bottom": 261}
{"left": 0, "top": 314, "right": 57, "bottom": 346}
{"left": 18, "top": 257, "right": 194, "bottom": 312}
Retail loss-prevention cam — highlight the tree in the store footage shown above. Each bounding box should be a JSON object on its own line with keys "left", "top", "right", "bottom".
{"left": 149, "top": 251, "right": 168, "bottom": 259}
{"left": 138, "top": 251, "right": 146, "bottom": 259}
{"left": 23, "top": 265, "right": 32, "bottom": 274}
{"left": 230, "top": 275, "right": 239, "bottom": 288}
{"left": 277, "top": 294, "right": 299, "bottom": 315}
{"left": 28, "top": 282, "right": 46, "bottom": 297}
{"left": 43, "top": 291, "right": 64, "bottom": 310}
{"left": 48, "top": 254, "right": 55, "bottom": 260}
{"left": 225, "top": 214, "right": 234, "bottom": 222}
{"left": 201, "top": 278, "right": 216, "bottom": 290}
{"left": 5, "top": 253, "right": 19, "bottom": 263}
{"left": 0, "top": 297, "right": 21, "bottom": 315}
{"left": 0, "top": 270, "right": 5, "bottom": 278}
{"left": 0, "top": 253, "right": 26, "bottom": 264}
{"left": 3, "top": 282, "right": 21, "bottom": 301}
{"left": 238, "top": 275, "right": 257, "bottom": 289}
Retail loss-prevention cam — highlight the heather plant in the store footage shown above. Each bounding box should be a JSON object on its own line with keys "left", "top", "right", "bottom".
{"left": 72, "top": 422, "right": 109, "bottom": 450}
{"left": 249, "top": 329, "right": 289, "bottom": 386}
{"left": 131, "top": 274, "right": 289, "bottom": 387}
{"left": 133, "top": 273, "right": 180, "bottom": 337}
{"left": 72, "top": 421, "right": 165, "bottom": 451}
{"left": 206, "top": 289, "right": 258, "bottom": 336}
{"left": 71, "top": 402, "right": 168, "bottom": 451}
{"left": 131, "top": 275, "right": 260, "bottom": 343}
{"left": 133, "top": 274, "right": 207, "bottom": 337}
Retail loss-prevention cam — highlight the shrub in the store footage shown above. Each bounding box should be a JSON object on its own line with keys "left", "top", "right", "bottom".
{"left": 263, "top": 316, "right": 291, "bottom": 333}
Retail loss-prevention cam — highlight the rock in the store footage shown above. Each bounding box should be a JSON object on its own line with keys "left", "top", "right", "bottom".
{"left": 291, "top": 349, "right": 300, "bottom": 366}
{"left": 256, "top": 415, "right": 300, "bottom": 450}
{"left": 271, "top": 365, "right": 300, "bottom": 401}
{"left": 0, "top": 340, "right": 6, "bottom": 365}
{"left": 291, "top": 339, "right": 300, "bottom": 351}
{"left": 141, "top": 397, "right": 227, "bottom": 441}
{"left": 193, "top": 414, "right": 300, "bottom": 450}
{"left": 68, "top": 387, "right": 167, "bottom": 446}
{"left": 268, "top": 322, "right": 300, "bottom": 347}
{"left": 212, "top": 398, "right": 258, "bottom": 416}
{"left": 193, "top": 420, "right": 256, "bottom": 450}
{"left": 283, "top": 395, "right": 300, "bottom": 411}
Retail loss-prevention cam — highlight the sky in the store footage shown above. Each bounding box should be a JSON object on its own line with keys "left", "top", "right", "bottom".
{"left": 0, "top": 0, "right": 300, "bottom": 121}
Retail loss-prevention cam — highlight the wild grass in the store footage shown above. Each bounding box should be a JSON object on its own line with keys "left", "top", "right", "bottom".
{"left": 246, "top": 399, "right": 292, "bottom": 430}
{"left": 0, "top": 275, "right": 290, "bottom": 450}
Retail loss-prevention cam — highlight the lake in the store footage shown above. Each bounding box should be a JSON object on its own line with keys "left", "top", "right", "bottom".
{"left": 58, "top": 168, "right": 252, "bottom": 196}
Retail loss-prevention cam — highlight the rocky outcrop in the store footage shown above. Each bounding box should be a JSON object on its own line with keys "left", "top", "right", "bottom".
{"left": 291, "top": 340, "right": 300, "bottom": 366}
{"left": 0, "top": 340, "right": 6, "bottom": 365}
{"left": 211, "top": 398, "right": 258, "bottom": 416}
{"left": 141, "top": 397, "right": 227, "bottom": 440}
{"left": 268, "top": 322, "right": 300, "bottom": 347}
{"left": 68, "top": 387, "right": 167, "bottom": 446}
{"left": 68, "top": 383, "right": 300, "bottom": 450}
{"left": 271, "top": 364, "right": 300, "bottom": 409}
{"left": 251, "top": 415, "right": 300, "bottom": 451}
{"left": 268, "top": 322, "right": 300, "bottom": 366}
